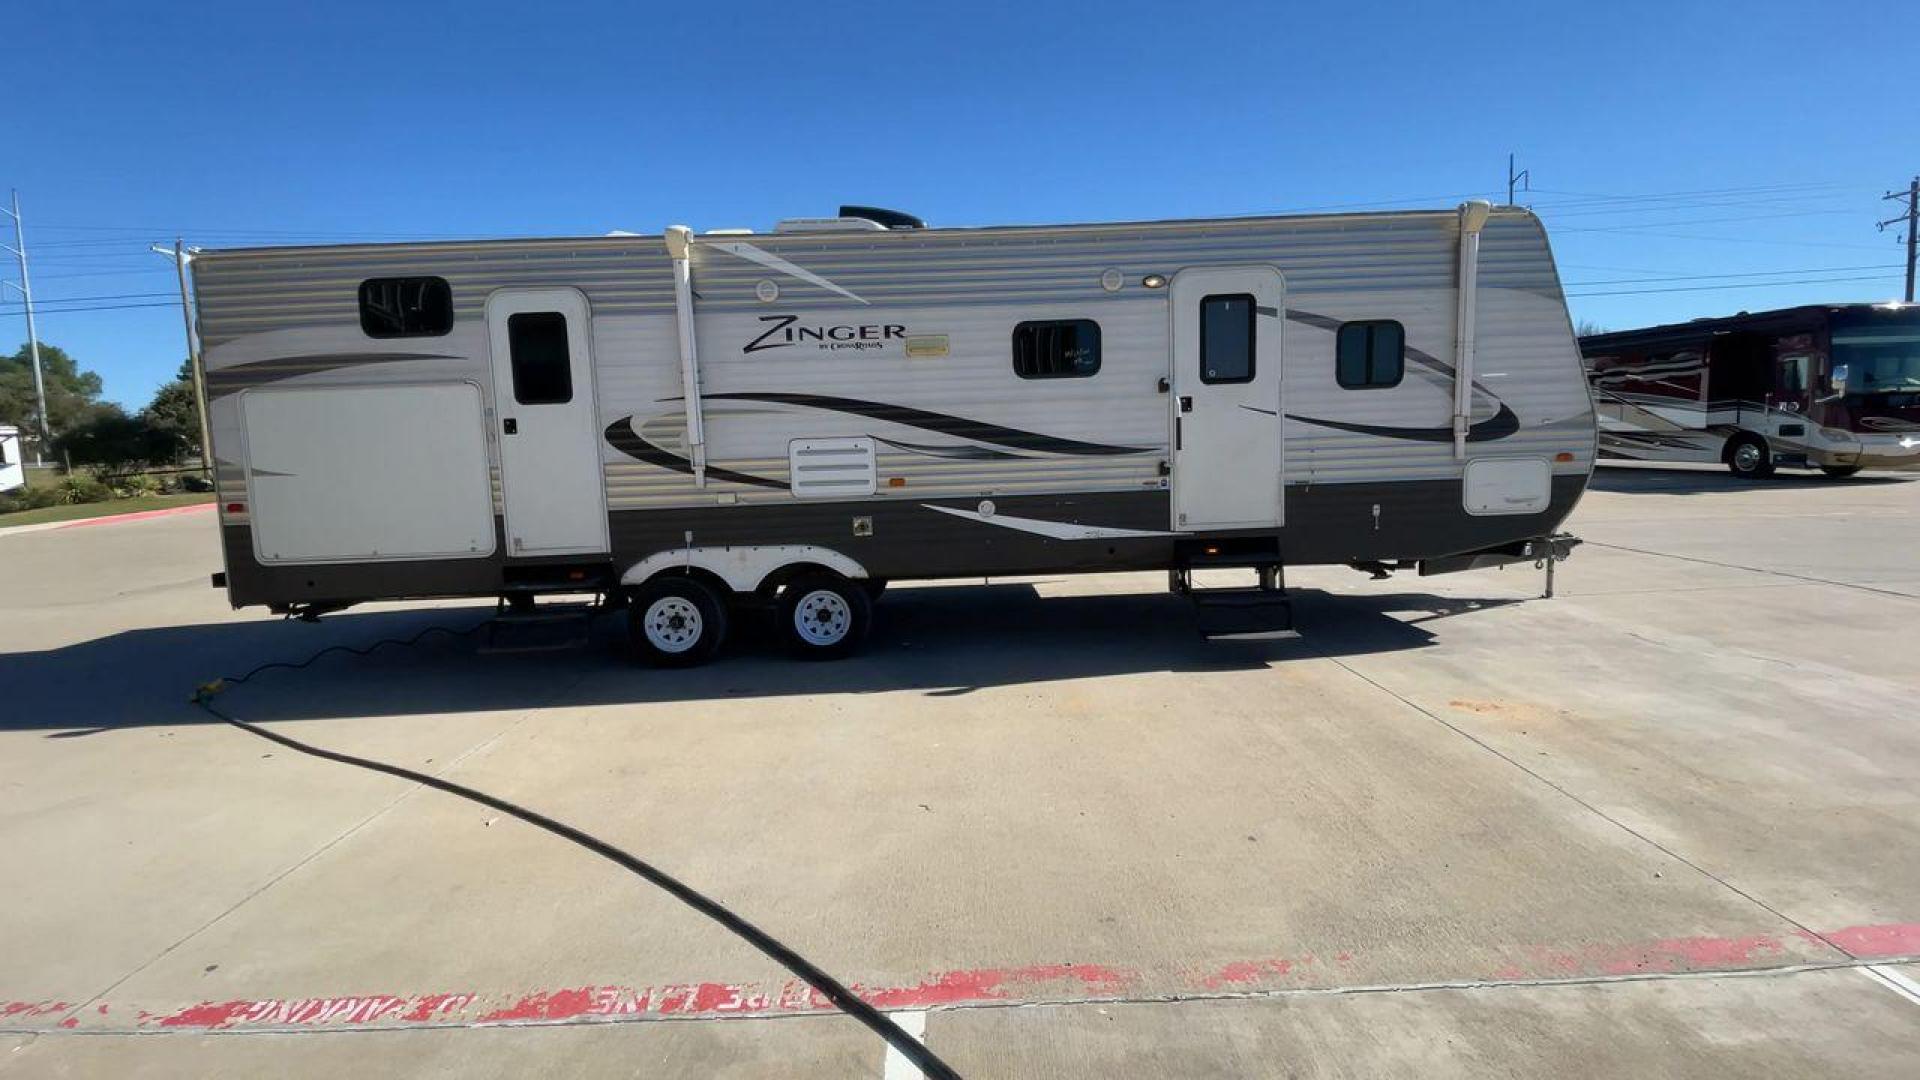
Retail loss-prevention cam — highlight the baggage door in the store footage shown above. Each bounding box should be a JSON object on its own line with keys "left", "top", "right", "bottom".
{"left": 1169, "top": 266, "right": 1285, "bottom": 531}
{"left": 485, "top": 288, "right": 610, "bottom": 557}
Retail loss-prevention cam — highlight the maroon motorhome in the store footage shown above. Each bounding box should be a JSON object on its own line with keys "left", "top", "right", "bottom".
{"left": 1581, "top": 303, "right": 1920, "bottom": 477}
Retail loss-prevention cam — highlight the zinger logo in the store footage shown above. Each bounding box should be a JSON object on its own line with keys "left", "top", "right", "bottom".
{"left": 744, "top": 315, "right": 908, "bottom": 354}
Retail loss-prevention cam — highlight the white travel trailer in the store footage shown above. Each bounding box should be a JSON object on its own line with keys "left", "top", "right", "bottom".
{"left": 0, "top": 424, "right": 23, "bottom": 494}
{"left": 191, "top": 203, "right": 1594, "bottom": 664}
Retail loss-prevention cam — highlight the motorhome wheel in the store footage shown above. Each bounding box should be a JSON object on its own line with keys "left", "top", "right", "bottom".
{"left": 1726, "top": 434, "right": 1774, "bottom": 479}
{"left": 779, "top": 571, "right": 873, "bottom": 660}
{"left": 629, "top": 576, "right": 728, "bottom": 667}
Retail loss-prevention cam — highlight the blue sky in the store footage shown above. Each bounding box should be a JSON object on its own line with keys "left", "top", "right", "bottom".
{"left": 5, "top": 0, "right": 1914, "bottom": 408}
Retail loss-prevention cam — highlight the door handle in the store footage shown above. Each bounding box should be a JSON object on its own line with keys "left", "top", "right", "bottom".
{"left": 502, "top": 418, "right": 518, "bottom": 435}
{"left": 1179, "top": 396, "right": 1193, "bottom": 413}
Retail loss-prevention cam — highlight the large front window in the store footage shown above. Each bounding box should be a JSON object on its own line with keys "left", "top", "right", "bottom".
{"left": 1833, "top": 328, "right": 1920, "bottom": 395}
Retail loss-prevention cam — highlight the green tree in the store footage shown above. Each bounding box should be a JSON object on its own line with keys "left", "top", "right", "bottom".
{"left": 141, "top": 359, "right": 200, "bottom": 459}
{"left": 55, "top": 406, "right": 183, "bottom": 475}
{"left": 0, "top": 341, "right": 107, "bottom": 454}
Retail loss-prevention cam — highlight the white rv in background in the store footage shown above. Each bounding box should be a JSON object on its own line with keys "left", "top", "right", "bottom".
{"left": 190, "top": 203, "right": 1594, "bottom": 665}
{"left": 0, "top": 425, "right": 24, "bottom": 494}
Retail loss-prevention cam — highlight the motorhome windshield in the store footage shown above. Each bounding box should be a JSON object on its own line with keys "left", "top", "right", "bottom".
{"left": 1832, "top": 326, "right": 1920, "bottom": 395}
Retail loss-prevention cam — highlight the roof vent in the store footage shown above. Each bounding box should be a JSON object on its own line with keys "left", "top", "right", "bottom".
{"left": 839, "top": 205, "right": 926, "bottom": 230}
{"left": 772, "top": 206, "right": 928, "bottom": 233}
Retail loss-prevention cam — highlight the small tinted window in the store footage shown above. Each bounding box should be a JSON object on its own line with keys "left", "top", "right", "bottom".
{"left": 1013, "top": 320, "right": 1101, "bottom": 379}
{"left": 358, "top": 277, "right": 452, "bottom": 338}
{"left": 1336, "top": 320, "right": 1405, "bottom": 389}
{"left": 1200, "top": 294, "right": 1255, "bottom": 384}
{"left": 507, "top": 311, "right": 573, "bottom": 404}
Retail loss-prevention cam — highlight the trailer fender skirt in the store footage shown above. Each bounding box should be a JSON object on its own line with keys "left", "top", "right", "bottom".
{"left": 1419, "top": 533, "right": 1581, "bottom": 577}
{"left": 622, "top": 544, "right": 870, "bottom": 595}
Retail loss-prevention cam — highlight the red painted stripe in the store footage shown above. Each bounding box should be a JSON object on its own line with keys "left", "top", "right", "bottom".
{"left": 1805, "top": 922, "right": 1920, "bottom": 959}
{"left": 6, "top": 921, "right": 1915, "bottom": 1034}
{"left": 55, "top": 502, "right": 214, "bottom": 529}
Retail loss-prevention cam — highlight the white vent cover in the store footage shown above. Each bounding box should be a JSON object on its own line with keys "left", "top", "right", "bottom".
{"left": 1463, "top": 457, "right": 1551, "bottom": 516}
{"left": 773, "top": 217, "right": 889, "bottom": 234}
{"left": 789, "top": 437, "right": 877, "bottom": 499}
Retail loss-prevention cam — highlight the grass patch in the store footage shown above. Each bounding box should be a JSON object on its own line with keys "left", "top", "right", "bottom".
{"left": 0, "top": 492, "right": 212, "bottom": 528}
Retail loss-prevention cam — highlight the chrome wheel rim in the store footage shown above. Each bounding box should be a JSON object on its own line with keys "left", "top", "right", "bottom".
{"left": 1733, "top": 443, "right": 1762, "bottom": 471}
{"left": 792, "top": 589, "right": 852, "bottom": 647}
{"left": 643, "top": 596, "right": 703, "bottom": 654}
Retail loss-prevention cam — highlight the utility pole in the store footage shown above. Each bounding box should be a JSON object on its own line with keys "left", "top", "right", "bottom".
{"left": 152, "top": 240, "right": 212, "bottom": 477}
{"left": 1880, "top": 177, "right": 1919, "bottom": 303}
{"left": 1, "top": 189, "right": 50, "bottom": 464}
{"left": 1506, "top": 153, "right": 1530, "bottom": 206}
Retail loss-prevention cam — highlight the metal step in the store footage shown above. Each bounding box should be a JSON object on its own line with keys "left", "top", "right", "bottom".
{"left": 480, "top": 602, "right": 598, "bottom": 654}
{"left": 1189, "top": 587, "right": 1298, "bottom": 642}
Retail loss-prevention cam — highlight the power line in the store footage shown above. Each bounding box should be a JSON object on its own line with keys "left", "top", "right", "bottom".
{"left": 1527, "top": 180, "right": 1857, "bottom": 208}
{"left": 1534, "top": 198, "right": 1867, "bottom": 221}
{"left": 1566, "top": 272, "right": 1898, "bottom": 298}
{"left": 7, "top": 289, "right": 175, "bottom": 304}
{"left": 1551, "top": 208, "right": 1861, "bottom": 233}
{"left": 0, "top": 300, "right": 175, "bottom": 317}
{"left": 28, "top": 267, "right": 175, "bottom": 281}
{"left": 1554, "top": 226, "right": 1888, "bottom": 252}
{"left": 1562, "top": 262, "right": 1904, "bottom": 287}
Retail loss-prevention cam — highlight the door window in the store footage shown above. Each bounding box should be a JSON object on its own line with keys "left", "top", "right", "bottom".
{"left": 1776, "top": 354, "right": 1810, "bottom": 396}
{"left": 1199, "top": 294, "right": 1255, "bottom": 384}
{"left": 506, "top": 311, "right": 573, "bottom": 404}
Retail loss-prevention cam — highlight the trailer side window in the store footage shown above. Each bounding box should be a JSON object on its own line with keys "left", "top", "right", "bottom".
{"left": 1336, "top": 320, "right": 1404, "bottom": 389}
{"left": 1200, "top": 294, "right": 1256, "bottom": 384}
{"left": 506, "top": 311, "right": 574, "bottom": 404}
{"left": 1012, "top": 320, "right": 1101, "bottom": 379}
{"left": 358, "top": 277, "right": 453, "bottom": 338}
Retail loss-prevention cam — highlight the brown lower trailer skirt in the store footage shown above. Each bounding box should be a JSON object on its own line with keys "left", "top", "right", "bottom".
{"left": 216, "top": 474, "right": 1589, "bottom": 609}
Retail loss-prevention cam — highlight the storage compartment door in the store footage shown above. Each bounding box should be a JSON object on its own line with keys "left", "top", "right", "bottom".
{"left": 242, "top": 383, "right": 496, "bottom": 563}
{"left": 1463, "top": 457, "right": 1551, "bottom": 516}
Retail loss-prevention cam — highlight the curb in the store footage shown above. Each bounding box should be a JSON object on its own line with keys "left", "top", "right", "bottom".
{"left": 0, "top": 500, "right": 214, "bottom": 538}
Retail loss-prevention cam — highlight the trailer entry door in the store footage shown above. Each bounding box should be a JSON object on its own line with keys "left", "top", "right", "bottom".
{"left": 1169, "top": 266, "right": 1285, "bottom": 531}
{"left": 485, "top": 288, "right": 610, "bottom": 557}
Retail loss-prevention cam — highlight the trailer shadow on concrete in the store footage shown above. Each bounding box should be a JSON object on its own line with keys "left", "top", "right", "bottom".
{"left": 1, "top": 583, "right": 1526, "bottom": 734}
{"left": 1588, "top": 466, "right": 1913, "bottom": 495}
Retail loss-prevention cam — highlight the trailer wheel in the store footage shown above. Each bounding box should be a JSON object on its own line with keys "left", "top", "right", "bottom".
{"left": 1819, "top": 465, "right": 1862, "bottom": 479}
{"left": 779, "top": 571, "right": 872, "bottom": 660}
{"left": 1725, "top": 433, "right": 1774, "bottom": 479}
{"left": 628, "top": 576, "right": 728, "bottom": 667}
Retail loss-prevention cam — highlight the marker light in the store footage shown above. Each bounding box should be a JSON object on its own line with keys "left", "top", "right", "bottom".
{"left": 1141, "top": 274, "right": 1168, "bottom": 289}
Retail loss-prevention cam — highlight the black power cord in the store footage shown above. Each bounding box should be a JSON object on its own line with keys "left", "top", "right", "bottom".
{"left": 193, "top": 625, "right": 961, "bottom": 1080}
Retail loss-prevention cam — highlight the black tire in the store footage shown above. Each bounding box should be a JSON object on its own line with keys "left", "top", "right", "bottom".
{"left": 778, "top": 571, "right": 873, "bottom": 661}
{"left": 1725, "top": 433, "right": 1774, "bottom": 479}
{"left": 627, "top": 576, "right": 728, "bottom": 667}
{"left": 1820, "top": 465, "right": 1862, "bottom": 479}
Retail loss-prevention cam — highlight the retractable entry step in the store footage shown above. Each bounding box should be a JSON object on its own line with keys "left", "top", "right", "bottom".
{"left": 481, "top": 588, "right": 608, "bottom": 654}
{"left": 1171, "top": 560, "right": 1299, "bottom": 642}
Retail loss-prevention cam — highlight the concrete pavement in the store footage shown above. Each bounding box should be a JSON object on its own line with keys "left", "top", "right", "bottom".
{"left": 2, "top": 463, "right": 1917, "bottom": 1076}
